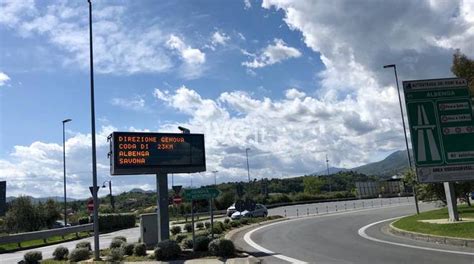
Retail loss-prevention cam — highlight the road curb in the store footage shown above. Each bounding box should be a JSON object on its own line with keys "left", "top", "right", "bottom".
{"left": 389, "top": 221, "right": 474, "bottom": 248}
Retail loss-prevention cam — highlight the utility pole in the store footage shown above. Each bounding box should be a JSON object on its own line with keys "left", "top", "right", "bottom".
{"left": 212, "top": 170, "right": 218, "bottom": 186}
{"left": 326, "top": 154, "right": 332, "bottom": 192}
{"left": 87, "top": 0, "right": 100, "bottom": 259}
{"left": 246, "top": 148, "right": 251, "bottom": 182}
{"left": 62, "top": 119, "right": 72, "bottom": 226}
{"left": 383, "top": 64, "right": 419, "bottom": 214}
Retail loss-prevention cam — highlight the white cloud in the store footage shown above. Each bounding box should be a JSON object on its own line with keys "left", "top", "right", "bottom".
{"left": 0, "top": 72, "right": 11, "bottom": 86}
{"left": 211, "top": 31, "right": 231, "bottom": 47}
{"left": 0, "top": 1, "right": 173, "bottom": 74}
{"left": 285, "top": 88, "right": 306, "bottom": 99}
{"left": 166, "top": 35, "right": 206, "bottom": 79}
{"left": 110, "top": 96, "right": 146, "bottom": 111}
{"left": 242, "top": 39, "right": 301, "bottom": 68}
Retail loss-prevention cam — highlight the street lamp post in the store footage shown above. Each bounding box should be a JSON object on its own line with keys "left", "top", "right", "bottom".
{"left": 102, "top": 180, "right": 114, "bottom": 211}
{"left": 62, "top": 119, "right": 72, "bottom": 226}
{"left": 383, "top": 64, "right": 419, "bottom": 214}
{"left": 245, "top": 148, "right": 251, "bottom": 182}
{"left": 212, "top": 170, "right": 218, "bottom": 186}
{"left": 87, "top": 0, "right": 100, "bottom": 259}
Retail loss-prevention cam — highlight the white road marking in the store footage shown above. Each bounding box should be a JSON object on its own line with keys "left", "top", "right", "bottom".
{"left": 358, "top": 217, "right": 474, "bottom": 256}
{"left": 243, "top": 203, "right": 414, "bottom": 263}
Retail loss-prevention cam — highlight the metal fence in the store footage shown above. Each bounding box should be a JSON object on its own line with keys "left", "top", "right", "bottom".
{"left": 0, "top": 224, "right": 93, "bottom": 246}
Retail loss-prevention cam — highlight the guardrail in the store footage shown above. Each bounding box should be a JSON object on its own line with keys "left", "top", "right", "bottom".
{"left": 0, "top": 224, "right": 93, "bottom": 247}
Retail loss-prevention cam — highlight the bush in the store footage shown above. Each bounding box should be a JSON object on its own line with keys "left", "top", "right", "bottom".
{"left": 114, "top": 236, "right": 127, "bottom": 242}
{"left": 110, "top": 238, "right": 125, "bottom": 249}
{"left": 210, "top": 226, "right": 223, "bottom": 235}
{"left": 175, "top": 234, "right": 187, "bottom": 243}
{"left": 184, "top": 223, "right": 193, "bottom": 232}
{"left": 69, "top": 248, "right": 91, "bottom": 262}
{"left": 23, "top": 251, "right": 42, "bottom": 264}
{"left": 208, "top": 239, "right": 235, "bottom": 257}
{"left": 223, "top": 223, "right": 231, "bottom": 230}
{"left": 52, "top": 246, "right": 69, "bottom": 260}
{"left": 217, "top": 239, "right": 235, "bottom": 257}
{"left": 121, "top": 242, "right": 134, "bottom": 256}
{"left": 98, "top": 213, "right": 136, "bottom": 232}
{"left": 196, "top": 222, "right": 204, "bottom": 229}
{"left": 230, "top": 221, "right": 240, "bottom": 227}
{"left": 107, "top": 247, "right": 124, "bottom": 262}
{"left": 76, "top": 241, "right": 91, "bottom": 251}
{"left": 224, "top": 218, "right": 230, "bottom": 224}
{"left": 204, "top": 221, "right": 211, "bottom": 228}
{"left": 240, "top": 218, "right": 249, "bottom": 225}
{"left": 154, "top": 240, "right": 181, "bottom": 260}
{"left": 208, "top": 239, "right": 220, "bottom": 255}
{"left": 78, "top": 217, "right": 89, "bottom": 225}
{"left": 194, "top": 236, "right": 210, "bottom": 251}
{"left": 170, "top": 225, "right": 181, "bottom": 235}
{"left": 133, "top": 243, "right": 147, "bottom": 256}
{"left": 182, "top": 238, "right": 193, "bottom": 249}
{"left": 215, "top": 221, "right": 225, "bottom": 230}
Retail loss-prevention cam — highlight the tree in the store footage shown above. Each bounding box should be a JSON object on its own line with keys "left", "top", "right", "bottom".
{"left": 303, "top": 176, "right": 325, "bottom": 195}
{"left": 451, "top": 50, "right": 474, "bottom": 97}
{"left": 5, "top": 196, "right": 43, "bottom": 232}
{"left": 451, "top": 50, "right": 474, "bottom": 206}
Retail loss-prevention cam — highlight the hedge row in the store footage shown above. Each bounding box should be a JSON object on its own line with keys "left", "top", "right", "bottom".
{"left": 98, "top": 214, "right": 136, "bottom": 231}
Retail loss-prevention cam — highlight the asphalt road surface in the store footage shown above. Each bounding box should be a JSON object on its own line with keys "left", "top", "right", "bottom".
{"left": 234, "top": 202, "right": 474, "bottom": 264}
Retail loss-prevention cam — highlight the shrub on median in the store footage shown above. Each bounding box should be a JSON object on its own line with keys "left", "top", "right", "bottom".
{"left": 208, "top": 239, "right": 235, "bottom": 258}
{"left": 184, "top": 223, "right": 193, "bottom": 232}
{"left": 170, "top": 225, "right": 181, "bottom": 235}
{"left": 23, "top": 251, "right": 42, "bottom": 264}
{"left": 154, "top": 240, "right": 181, "bottom": 260}
{"left": 75, "top": 241, "right": 91, "bottom": 251}
{"left": 106, "top": 247, "right": 124, "bottom": 262}
{"left": 194, "top": 236, "right": 210, "bottom": 251}
{"left": 175, "top": 233, "right": 187, "bottom": 243}
{"left": 69, "top": 248, "right": 90, "bottom": 262}
{"left": 110, "top": 238, "right": 125, "bottom": 249}
{"left": 121, "top": 242, "right": 134, "bottom": 255}
{"left": 196, "top": 222, "right": 204, "bottom": 229}
{"left": 133, "top": 242, "right": 147, "bottom": 256}
{"left": 97, "top": 213, "right": 136, "bottom": 232}
{"left": 52, "top": 246, "right": 69, "bottom": 260}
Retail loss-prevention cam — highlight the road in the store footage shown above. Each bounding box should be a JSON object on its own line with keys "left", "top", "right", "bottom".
{"left": 1, "top": 227, "right": 141, "bottom": 263}
{"left": 233, "top": 202, "right": 474, "bottom": 264}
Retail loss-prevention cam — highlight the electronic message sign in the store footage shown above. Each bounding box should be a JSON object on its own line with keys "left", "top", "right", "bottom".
{"left": 109, "top": 132, "right": 206, "bottom": 175}
{"left": 403, "top": 78, "right": 474, "bottom": 183}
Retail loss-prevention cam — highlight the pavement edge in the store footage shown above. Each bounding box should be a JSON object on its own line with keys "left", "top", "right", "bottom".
{"left": 388, "top": 221, "right": 474, "bottom": 248}
{"left": 224, "top": 218, "right": 289, "bottom": 264}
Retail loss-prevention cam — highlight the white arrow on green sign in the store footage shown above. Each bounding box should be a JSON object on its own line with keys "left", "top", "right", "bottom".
{"left": 183, "top": 187, "right": 221, "bottom": 200}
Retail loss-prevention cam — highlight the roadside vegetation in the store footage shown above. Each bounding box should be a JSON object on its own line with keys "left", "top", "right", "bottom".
{"left": 392, "top": 205, "right": 474, "bottom": 239}
{"left": 34, "top": 215, "right": 282, "bottom": 263}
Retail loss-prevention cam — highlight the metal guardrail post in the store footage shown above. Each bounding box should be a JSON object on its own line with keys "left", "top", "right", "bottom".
{"left": 335, "top": 204, "right": 338, "bottom": 211}
{"left": 296, "top": 208, "right": 299, "bottom": 217}
{"left": 307, "top": 208, "right": 309, "bottom": 216}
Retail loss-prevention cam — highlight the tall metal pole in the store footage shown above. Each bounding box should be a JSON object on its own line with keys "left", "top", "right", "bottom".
{"left": 62, "top": 119, "right": 71, "bottom": 226}
{"left": 384, "top": 64, "right": 419, "bottom": 214}
{"left": 246, "top": 148, "right": 250, "bottom": 182}
{"left": 87, "top": 0, "right": 100, "bottom": 259}
{"left": 212, "top": 170, "right": 218, "bottom": 186}
{"left": 326, "top": 154, "right": 331, "bottom": 192}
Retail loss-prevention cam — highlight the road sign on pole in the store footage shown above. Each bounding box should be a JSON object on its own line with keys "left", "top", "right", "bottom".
{"left": 87, "top": 199, "right": 94, "bottom": 213}
{"left": 403, "top": 78, "right": 474, "bottom": 183}
{"left": 183, "top": 187, "right": 220, "bottom": 200}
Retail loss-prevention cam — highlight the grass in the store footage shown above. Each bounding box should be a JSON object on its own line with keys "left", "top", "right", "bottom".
{"left": 0, "top": 231, "right": 91, "bottom": 253}
{"left": 392, "top": 205, "right": 474, "bottom": 239}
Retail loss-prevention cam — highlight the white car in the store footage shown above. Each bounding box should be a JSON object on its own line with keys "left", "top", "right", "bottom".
{"left": 226, "top": 203, "right": 236, "bottom": 217}
{"left": 230, "top": 204, "right": 268, "bottom": 220}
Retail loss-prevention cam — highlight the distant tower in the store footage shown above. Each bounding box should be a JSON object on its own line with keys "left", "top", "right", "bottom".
{"left": 326, "top": 154, "right": 332, "bottom": 192}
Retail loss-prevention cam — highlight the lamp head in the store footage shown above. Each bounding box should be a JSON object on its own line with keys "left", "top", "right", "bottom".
{"left": 383, "top": 64, "right": 395, "bottom": 69}
{"left": 62, "top": 119, "right": 72, "bottom": 123}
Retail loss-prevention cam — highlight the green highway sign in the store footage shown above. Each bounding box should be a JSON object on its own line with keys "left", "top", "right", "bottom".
{"left": 403, "top": 78, "right": 474, "bottom": 183}
{"left": 183, "top": 187, "right": 220, "bottom": 200}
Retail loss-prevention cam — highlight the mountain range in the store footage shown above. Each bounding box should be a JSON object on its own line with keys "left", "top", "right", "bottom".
{"left": 313, "top": 149, "right": 411, "bottom": 178}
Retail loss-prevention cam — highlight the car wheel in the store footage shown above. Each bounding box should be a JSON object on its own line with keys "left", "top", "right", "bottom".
{"left": 263, "top": 212, "right": 268, "bottom": 217}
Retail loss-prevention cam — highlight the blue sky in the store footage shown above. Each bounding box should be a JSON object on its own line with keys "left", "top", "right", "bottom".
{"left": 1, "top": 0, "right": 473, "bottom": 198}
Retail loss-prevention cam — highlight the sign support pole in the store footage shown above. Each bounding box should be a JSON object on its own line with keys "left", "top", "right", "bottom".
{"left": 443, "top": 182, "right": 459, "bottom": 221}
{"left": 210, "top": 198, "right": 214, "bottom": 239}
{"left": 156, "top": 173, "right": 170, "bottom": 243}
{"left": 191, "top": 199, "right": 195, "bottom": 251}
